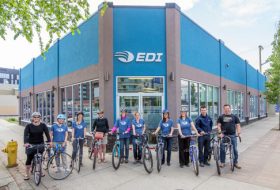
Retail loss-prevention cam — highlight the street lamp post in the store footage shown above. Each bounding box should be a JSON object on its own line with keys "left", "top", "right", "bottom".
{"left": 259, "top": 45, "right": 264, "bottom": 73}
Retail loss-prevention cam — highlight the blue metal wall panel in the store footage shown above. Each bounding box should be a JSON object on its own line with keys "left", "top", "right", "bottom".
{"left": 20, "top": 61, "right": 33, "bottom": 91}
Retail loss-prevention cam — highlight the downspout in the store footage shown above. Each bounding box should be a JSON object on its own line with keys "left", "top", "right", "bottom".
{"left": 219, "top": 39, "right": 222, "bottom": 115}
{"left": 19, "top": 68, "right": 22, "bottom": 124}
{"left": 32, "top": 58, "right": 35, "bottom": 112}
{"left": 257, "top": 70, "right": 260, "bottom": 119}
{"left": 245, "top": 60, "right": 248, "bottom": 124}
{"left": 57, "top": 39, "right": 60, "bottom": 114}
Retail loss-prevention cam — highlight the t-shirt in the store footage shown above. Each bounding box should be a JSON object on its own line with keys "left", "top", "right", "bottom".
{"left": 51, "top": 123, "right": 68, "bottom": 142}
{"left": 159, "top": 119, "right": 173, "bottom": 136}
{"left": 177, "top": 117, "right": 192, "bottom": 136}
{"left": 132, "top": 119, "right": 145, "bottom": 135}
{"left": 217, "top": 114, "right": 240, "bottom": 135}
{"left": 114, "top": 117, "right": 131, "bottom": 138}
{"left": 24, "top": 123, "right": 51, "bottom": 144}
{"left": 72, "top": 121, "right": 87, "bottom": 138}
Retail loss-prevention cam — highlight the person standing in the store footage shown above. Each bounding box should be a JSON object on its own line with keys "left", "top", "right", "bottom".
{"left": 217, "top": 104, "right": 241, "bottom": 169}
{"left": 72, "top": 111, "right": 87, "bottom": 166}
{"left": 195, "top": 105, "right": 213, "bottom": 167}
{"left": 92, "top": 110, "right": 109, "bottom": 163}
{"left": 177, "top": 108, "right": 199, "bottom": 168}
{"left": 23, "top": 112, "right": 51, "bottom": 180}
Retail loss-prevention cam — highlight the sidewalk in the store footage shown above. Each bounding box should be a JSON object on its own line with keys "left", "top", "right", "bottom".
{"left": 0, "top": 115, "right": 279, "bottom": 190}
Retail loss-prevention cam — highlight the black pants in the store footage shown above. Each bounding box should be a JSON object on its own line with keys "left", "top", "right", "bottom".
{"left": 162, "top": 137, "right": 172, "bottom": 164}
{"left": 198, "top": 135, "right": 210, "bottom": 164}
{"left": 72, "top": 139, "right": 84, "bottom": 163}
{"left": 25, "top": 146, "right": 44, "bottom": 165}
{"left": 178, "top": 136, "right": 190, "bottom": 165}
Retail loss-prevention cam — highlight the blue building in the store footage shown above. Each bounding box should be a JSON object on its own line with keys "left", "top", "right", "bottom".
{"left": 19, "top": 3, "right": 267, "bottom": 130}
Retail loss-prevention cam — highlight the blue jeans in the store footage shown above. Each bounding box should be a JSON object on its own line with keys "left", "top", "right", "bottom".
{"left": 132, "top": 137, "right": 142, "bottom": 160}
{"left": 220, "top": 135, "right": 238, "bottom": 164}
{"left": 120, "top": 138, "right": 130, "bottom": 160}
{"left": 162, "top": 137, "right": 172, "bottom": 164}
{"left": 198, "top": 135, "right": 211, "bottom": 163}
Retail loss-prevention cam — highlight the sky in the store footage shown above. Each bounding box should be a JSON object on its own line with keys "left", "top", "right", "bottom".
{"left": 0, "top": 0, "right": 279, "bottom": 73}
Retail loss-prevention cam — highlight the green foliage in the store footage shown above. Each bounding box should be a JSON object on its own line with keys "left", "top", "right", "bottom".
{"left": 6, "top": 117, "right": 18, "bottom": 123}
{"left": 0, "top": 0, "right": 89, "bottom": 54}
{"left": 265, "top": 21, "right": 280, "bottom": 104}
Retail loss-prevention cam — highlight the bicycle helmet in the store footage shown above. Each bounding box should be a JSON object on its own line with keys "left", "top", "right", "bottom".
{"left": 57, "top": 114, "right": 66, "bottom": 120}
{"left": 120, "top": 107, "right": 127, "bottom": 112}
{"left": 180, "top": 107, "right": 188, "bottom": 112}
{"left": 97, "top": 109, "right": 104, "bottom": 114}
{"left": 31, "top": 112, "right": 41, "bottom": 118}
{"left": 162, "top": 109, "right": 169, "bottom": 114}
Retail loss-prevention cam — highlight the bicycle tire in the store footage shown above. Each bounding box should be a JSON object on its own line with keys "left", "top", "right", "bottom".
{"left": 143, "top": 146, "right": 153, "bottom": 174}
{"left": 33, "top": 158, "right": 42, "bottom": 186}
{"left": 88, "top": 145, "right": 94, "bottom": 159}
{"left": 42, "top": 150, "right": 50, "bottom": 170}
{"left": 213, "top": 144, "right": 221, "bottom": 175}
{"left": 112, "top": 144, "right": 121, "bottom": 170}
{"left": 229, "top": 145, "right": 234, "bottom": 172}
{"left": 47, "top": 152, "right": 73, "bottom": 180}
{"left": 192, "top": 148, "right": 199, "bottom": 176}
{"left": 156, "top": 145, "right": 162, "bottom": 173}
{"left": 93, "top": 150, "right": 97, "bottom": 170}
{"left": 76, "top": 147, "right": 81, "bottom": 173}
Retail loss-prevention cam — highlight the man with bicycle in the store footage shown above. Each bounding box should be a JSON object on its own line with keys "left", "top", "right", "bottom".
{"left": 195, "top": 105, "right": 213, "bottom": 167}
{"left": 217, "top": 104, "right": 241, "bottom": 169}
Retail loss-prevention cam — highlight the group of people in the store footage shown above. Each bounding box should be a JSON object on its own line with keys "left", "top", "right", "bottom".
{"left": 23, "top": 103, "right": 241, "bottom": 180}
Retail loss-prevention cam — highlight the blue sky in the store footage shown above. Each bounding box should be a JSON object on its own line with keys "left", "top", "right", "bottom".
{"left": 0, "top": 0, "right": 279, "bottom": 73}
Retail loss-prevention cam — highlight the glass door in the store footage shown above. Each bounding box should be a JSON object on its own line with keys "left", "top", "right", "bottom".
{"left": 141, "top": 95, "right": 162, "bottom": 129}
{"left": 118, "top": 95, "right": 139, "bottom": 122}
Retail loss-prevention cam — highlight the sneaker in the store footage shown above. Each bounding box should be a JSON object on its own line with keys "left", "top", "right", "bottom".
{"left": 234, "top": 164, "right": 242, "bottom": 169}
{"left": 180, "top": 164, "right": 184, "bottom": 168}
{"left": 185, "top": 163, "right": 190, "bottom": 167}
{"left": 199, "top": 163, "right": 204, "bottom": 167}
{"left": 23, "top": 175, "right": 30, "bottom": 180}
{"left": 120, "top": 159, "right": 124, "bottom": 164}
{"left": 204, "top": 162, "right": 210, "bottom": 166}
{"left": 138, "top": 160, "right": 143, "bottom": 164}
{"left": 80, "top": 163, "right": 83, "bottom": 167}
{"left": 125, "top": 159, "right": 129, "bottom": 163}
{"left": 161, "top": 161, "right": 165, "bottom": 165}
{"left": 167, "top": 162, "right": 171, "bottom": 166}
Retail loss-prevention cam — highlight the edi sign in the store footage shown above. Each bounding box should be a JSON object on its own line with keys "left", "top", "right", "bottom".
{"left": 115, "top": 51, "right": 163, "bottom": 63}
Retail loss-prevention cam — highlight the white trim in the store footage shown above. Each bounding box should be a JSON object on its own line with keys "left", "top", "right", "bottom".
{"left": 60, "top": 79, "right": 99, "bottom": 88}
{"left": 180, "top": 78, "right": 220, "bottom": 88}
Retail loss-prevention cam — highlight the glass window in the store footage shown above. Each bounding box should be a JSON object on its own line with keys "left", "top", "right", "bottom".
{"left": 213, "top": 87, "right": 219, "bottom": 122}
{"left": 118, "top": 77, "right": 163, "bottom": 93}
{"left": 91, "top": 81, "right": 100, "bottom": 127}
{"left": 207, "top": 86, "right": 213, "bottom": 119}
{"left": 73, "top": 84, "right": 81, "bottom": 117}
{"left": 66, "top": 86, "right": 73, "bottom": 124}
{"left": 190, "top": 82, "right": 199, "bottom": 120}
{"left": 46, "top": 92, "right": 51, "bottom": 124}
{"left": 181, "top": 80, "right": 190, "bottom": 116}
{"left": 61, "top": 88, "right": 66, "bottom": 115}
{"left": 82, "top": 82, "right": 90, "bottom": 129}
{"left": 199, "top": 84, "right": 207, "bottom": 108}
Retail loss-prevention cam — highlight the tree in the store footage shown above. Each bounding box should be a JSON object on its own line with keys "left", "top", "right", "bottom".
{"left": 265, "top": 21, "right": 280, "bottom": 129}
{"left": 0, "top": 0, "right": 90, "bottom": 54}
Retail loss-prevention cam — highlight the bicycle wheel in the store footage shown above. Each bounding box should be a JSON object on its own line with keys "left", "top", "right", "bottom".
{"left": 42, "top": 150, "right": 50, "bottom": 170}
{"left": 192, "top": 148, "right": 199, "bottom": 176}
{"left": 229, "top": 145, "right": 234, "bottom": 172}
{"left": 93, "top": 148, "right": 98, "bottom": 170}
{"left": 33, "top": 158, "right": 42, "bottom": 186}
{"left": 143, "top": 146, "right": 153, "bottom": 174}
{"left": 75, "top": 148, "right": 81, "bottom": 173}
{"left": 47, "top": 152, "right": 73, "bottom": 180}
{"left": 213, "top": 144, "right": 221, "bottom": 175}
{"left": 156, "top": 145, "right": 162, "bottom": 173}
{"left": 112, "top": 144, "right": 121, "bottom": 170}
{"left": 88, "top": 144, "right": 94, "bottom": 159}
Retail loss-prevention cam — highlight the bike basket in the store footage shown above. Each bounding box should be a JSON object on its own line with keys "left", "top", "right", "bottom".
{"left": 95, "top": 132, "right": 104, "bottom": 140}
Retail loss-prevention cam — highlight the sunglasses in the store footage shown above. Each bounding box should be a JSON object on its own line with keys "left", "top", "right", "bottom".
{"left": 33, "top": 117, "right": 40, "bottom": 119}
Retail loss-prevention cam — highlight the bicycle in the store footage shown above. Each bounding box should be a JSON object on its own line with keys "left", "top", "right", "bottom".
{"left": 133, "top": 133, "right": 153, "bottom": 174}
{"left": 47, "top": 143, "right": 73, "bottom": 180}
{"left": 72, "top": 137, "right": 84, "bottom": 173}
{"left": 181, "top": 135, "right": 199, "bottom": 176}
{"left": 155, "top": 134, "right": 175, "bottom": 173}
{"left": 218, "top": 133, "right": 242, "bottom": 174}
{"left": 111, "top": 132, "right": 122, "bottom": 170}
{"left": 91, "top": 132, "right": 104, "bottom": 170}
{"left": 27, "top": 144, "right": 46, "bottom": 186}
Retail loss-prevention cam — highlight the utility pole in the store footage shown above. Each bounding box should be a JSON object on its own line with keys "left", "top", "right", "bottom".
{"left": 258, "top": 45, "right": 264, "bottom": 73}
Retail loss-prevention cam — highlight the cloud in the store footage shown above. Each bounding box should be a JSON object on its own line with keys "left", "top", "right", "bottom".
{"left": 219, "top": 0, "right": 280, "bottom": 27}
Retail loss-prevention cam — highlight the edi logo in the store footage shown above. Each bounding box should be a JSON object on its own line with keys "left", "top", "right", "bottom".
{"left": 114, "top": 51, "right": 134, "bottom": 63}
{"left": 114, "top": 51, "right": 163, "bottom": 63}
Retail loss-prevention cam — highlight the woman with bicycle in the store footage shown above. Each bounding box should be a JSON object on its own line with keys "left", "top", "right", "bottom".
{"left": 177, "top": 108, "right": 199, "bottom": 168}
{"left": 153, "top": 109, "right": 174, "bottom": 166}
{"left": 50, "top": 114, "right": 68, "bottom": 172}
{"left": 91, "top": 109, "right": 109, "bottom": 163}
{"left": 132, "top": 112, "right": 146, "bottom": 164}
{"left": 23, "top": 112, "right": 51, "bottom": 180}
{"left": 72, "top": 111, "right": 87, "bottom": 166}
{"left": 111, "top": 107, "right": 131, "bottom": 164}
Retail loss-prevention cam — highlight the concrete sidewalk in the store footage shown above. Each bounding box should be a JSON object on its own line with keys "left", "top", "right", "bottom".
{"left": 0, "top": 116, "right": 279, "bottom": 190}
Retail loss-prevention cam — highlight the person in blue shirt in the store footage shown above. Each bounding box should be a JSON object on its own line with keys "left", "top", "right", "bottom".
{"left": 195, "top": 105, "right": 213, "bottom": 167}
{"left": 153, "top": 109, "right": 174, "bottom": 166}
{"left": 71, "top": 111, "right": 87, "bottom": 166}
{"left": 177, "top": 108, "right": 199, "bottom": 168}
{"left": 50, "top": 114, "right": 68, "bottom": 171}
{"left": 111, "top": 108, "right": 131, "bottom": 163}
{"left": 132, "top": 112, "right": 146, "bottom": 164}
